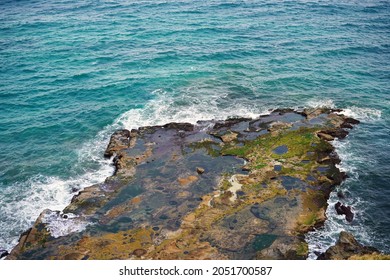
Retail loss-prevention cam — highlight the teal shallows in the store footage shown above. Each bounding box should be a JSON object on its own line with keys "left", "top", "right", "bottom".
{"left": 0, "top": 0, "right": 389, "bottom": 256}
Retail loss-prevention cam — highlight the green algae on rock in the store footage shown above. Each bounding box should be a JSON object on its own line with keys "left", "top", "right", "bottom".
{"left": 7, "top": 108, "right": 361, "bottom": 260}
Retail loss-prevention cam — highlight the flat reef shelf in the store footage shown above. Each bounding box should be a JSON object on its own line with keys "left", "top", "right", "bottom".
{"left": 7, "top": 108, "right": 365, "bottom": 260}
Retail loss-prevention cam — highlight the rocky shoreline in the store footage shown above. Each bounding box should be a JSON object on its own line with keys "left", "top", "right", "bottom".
{"left": 4, "top": 108, "right": 388, "bottom": 260}
{"left": 318, "top": 231, "right": 389, "bottom": 260}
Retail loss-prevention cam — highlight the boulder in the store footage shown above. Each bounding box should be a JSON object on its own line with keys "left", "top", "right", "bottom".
{"left": 317, "top": 132, "right": 334, "bottom": 141}
{"left": 320, "top": 129, "right": 348, "bottom": 139}
{"left": 196, "top": 167, "right": 205, "bottom": 174}
{"left": 335, "top": 202, "right": 354, "bottom": 222}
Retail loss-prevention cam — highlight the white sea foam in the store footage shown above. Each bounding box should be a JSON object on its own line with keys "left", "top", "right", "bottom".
{"left": 332, "top": 139, "right": 358, "bottom": 177}
{"left": 305, "top": 98, "right": 382, "bottom": 122}
{"left": 341, "top": 106, "right": 382, "bottom": 122}
{"left": 0, "top": 162, "right": 114, "bottom": 251}
{"left": 42, "top": 212, "right": 90, "bottom": 238}
{"left": 306, "top": 99, "right": 336, "bottom": 109}
{"left": 306, "top": 99, "right": 382, "bottom": 121}
{"left": 0, "top": 116, "right": 115, "bottom": 251}
{"left": 115, "top": 88, "right": 264, "bottom": 130}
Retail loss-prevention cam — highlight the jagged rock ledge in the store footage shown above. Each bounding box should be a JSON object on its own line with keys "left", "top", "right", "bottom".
{"left": 6, "top": 108, "right": 375, "bottom": 260}
{"left": 318, "top": 231, "right": 390, "bottom": 260}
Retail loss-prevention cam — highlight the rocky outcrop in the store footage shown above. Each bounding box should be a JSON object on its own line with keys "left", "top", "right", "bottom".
{"left": 7, "top": 108, "right": 361, "bottom": 260}
{"left": 317, "top": 231, "right": 389, "bottom": 260}
{"left": 335, "top": 202, "right": 354, "bottom": 222}
{"left": 6, "top": 210, "right": 53, "bottom": 260}
{"left": 104, "top": 129, "right": 131, "bottom": 158}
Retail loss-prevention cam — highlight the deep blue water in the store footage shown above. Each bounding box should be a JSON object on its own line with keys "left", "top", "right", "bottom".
{"left": 0, "top": 0, "right": 389, "bottom": 257}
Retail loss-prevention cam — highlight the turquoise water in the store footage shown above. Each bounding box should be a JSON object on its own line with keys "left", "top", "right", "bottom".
{"left": 0, "top": 0, "right": 389, "bottom": 257}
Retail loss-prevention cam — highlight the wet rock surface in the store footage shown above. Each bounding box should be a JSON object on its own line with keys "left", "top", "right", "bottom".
{"left": 335, "top": 202, "right": 354, "bottom": 222}
{"left": 7, "top": 108, "right": 362, "bottom": 260}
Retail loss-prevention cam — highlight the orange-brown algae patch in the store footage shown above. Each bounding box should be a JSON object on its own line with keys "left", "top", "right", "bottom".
{"left": 56, "top": 227, "right": 155, "bottom": 260}
{"left": 131, "top": 196, "right": 142, "bottom": 204}
{"left": 178, "top": 175, "right": 198, "bottom": 186}
{"left": 149, "top": 229, "right": 227, "bottom": 260}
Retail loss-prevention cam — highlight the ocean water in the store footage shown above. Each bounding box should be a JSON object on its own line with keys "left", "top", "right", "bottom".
{"left": 0, "top": 0, "right": 389, "bottom": 257}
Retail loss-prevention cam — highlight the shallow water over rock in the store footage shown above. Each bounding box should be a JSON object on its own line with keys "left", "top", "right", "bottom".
{"left": 273, "top": 145, "right": 288, "bottom": 155}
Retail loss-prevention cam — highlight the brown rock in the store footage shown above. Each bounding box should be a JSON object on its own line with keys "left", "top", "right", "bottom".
{"left": 317, "top": 132, "right": 334, "bottom": 141}
{"left": 221, "top": 132, "right": 238, "bottom": 143}
{"left": 302, "top": 108, "right": 330, "bottom": 119}
{"left": 104, "top": 129, "right": 131, "bottom": 158}
{"left": 321, "top": 129, "right": 349, "bottom": 139}
{"left": 317, "top": 231, "right": 380, "bottom": 260}
{"left": 335, "top": 202, "right": 354, "bottom": 222}
{"left": 132, "top": 248, "right": 147, "bottom": 257}
{"left": 64, "top": 252, "right": 87, "bottom": 260}
{"left": 196, "top": 167, "right": 205, "bottom": 174}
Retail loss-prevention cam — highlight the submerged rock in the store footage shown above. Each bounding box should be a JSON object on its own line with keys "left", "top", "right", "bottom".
{"left": 317, "top": 231, "right": 387, "bottom": 260}
{"left": 7, "top": 108, "right": 361, "bottom": 260}
{"left": 337, "top": 190, "right": 345, "bottom": 199}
